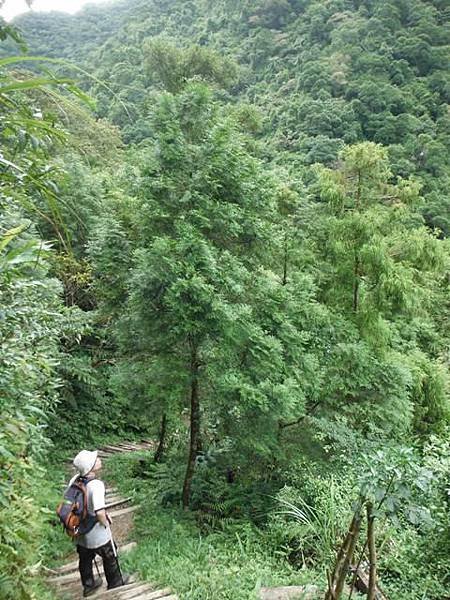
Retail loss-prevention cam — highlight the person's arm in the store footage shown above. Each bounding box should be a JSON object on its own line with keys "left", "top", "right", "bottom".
{"left": 90, "top": 480, "right": 110, "bottom": 527}
{"left": 95, "top": 508, "right": 110, "bottom": 528}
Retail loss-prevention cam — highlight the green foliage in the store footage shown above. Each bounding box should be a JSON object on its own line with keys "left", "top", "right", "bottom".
{"left": 269, "top": 479, "right": 351, "bottom": 568}
{"left": 1, "top": 2, "right": 449, "bottom": 597}
{"left": 126, "top": 514, "right": 311, "bottom": 600}
{"left": 358, "top": 446, "right": 434, "bottom": 525}
{"left": 91, "top": 82, "right": 297, "bottom": 504}
{"left": 303, "top": 142, "right": 449, "bottom": 437}
{"left": 144, "top": 37, "right": 238, "bottom": 93}
{"left": 0, "top": 214, "right": 63, "bottom": 599}
{"left": 12, "top": 0, "right": 446, "bottom": 232}
{"left": 105, "top": 452, "right": 318, "bottom": 600}
{"left": 368, "top": 437, "right": 450, "bottom": 599}
{"left": 378, "top": 524, "right": 449, "bottom": 600}
{"left": 316, "top": 142, "right": 443, "bottom": 327}
{"left": 0, "top": 30, "right": 94, "bottom": 597}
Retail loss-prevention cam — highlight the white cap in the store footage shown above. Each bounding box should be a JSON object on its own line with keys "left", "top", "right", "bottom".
{"left": 73, "top": 450, "right": 98, "bottom": 476}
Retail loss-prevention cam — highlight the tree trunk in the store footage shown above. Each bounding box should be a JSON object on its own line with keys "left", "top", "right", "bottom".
{"left": 329, "top": 528, "right": 352, "bottom": 594}
{"left": 335, "top": 510, "right": 361, "bottom": 598}
{"left": 182, "top": 342, "right": 200, "bottom": 509}
{"left": 325, "top": 508, "right": 362, "bottom": 600}
{"left": 366, "top": 502, "right": 377, "bottom": 600}
{"left": 282, "top": 230, "right": 288, "bottom": 285}
{"left": 352, "top": 168, "right": 362, "bottom": 313}
{"left": 153, "top": 413, "right": 167, "bottom": 463}
{"left": 196, "top": 433, "right": 203, "bottom": 456}
{"left": 353, "top": 252, "right": 360, "bottom": 313}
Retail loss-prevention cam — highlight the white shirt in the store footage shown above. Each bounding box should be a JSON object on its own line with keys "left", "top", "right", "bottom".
{"left": 76, "top": 478, "right": 112, "bottom": 549}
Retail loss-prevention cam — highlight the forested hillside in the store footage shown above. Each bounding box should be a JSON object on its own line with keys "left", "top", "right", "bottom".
{"left": 0, "top": 1, "right": 449, "bottom": 599}
{"left": 12, "top": 0, "right": 450, "bottom": 234}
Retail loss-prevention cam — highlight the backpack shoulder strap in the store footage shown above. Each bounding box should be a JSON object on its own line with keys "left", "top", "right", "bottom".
{"left": 64, "top": 473, "right": 80, "bottom": 496}
{"left": 76, "top": 476, "right": 96, "bottom": 485}
{"left": 80, "top": 476, "right": 96, "bottom": 486}
{"left": 75, "top": 476, "right": 96, "bottom": 521}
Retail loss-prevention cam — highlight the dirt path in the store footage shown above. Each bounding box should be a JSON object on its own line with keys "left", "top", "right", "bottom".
{"left": 47, "top": 441, "right": 178, "bottom": 600}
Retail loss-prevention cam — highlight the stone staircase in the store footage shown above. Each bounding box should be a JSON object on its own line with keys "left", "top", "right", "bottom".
{"left": 48, "top": 441, "right": 178, "bottom": 600}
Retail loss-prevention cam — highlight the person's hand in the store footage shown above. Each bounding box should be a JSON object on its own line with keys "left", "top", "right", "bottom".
{"left": 107, "top": 513, "right": 112, "bottom": 525}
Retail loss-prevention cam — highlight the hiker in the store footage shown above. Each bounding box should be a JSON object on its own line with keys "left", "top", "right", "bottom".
{"left": 70, "top": 449, "right": 128, "bottom": 597}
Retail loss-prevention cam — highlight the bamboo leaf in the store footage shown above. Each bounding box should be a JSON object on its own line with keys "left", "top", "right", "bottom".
{"left": 0, "top": 224, "right": 28, "bottom": 253}
{"left": 0, "top": 77, "right": 72, "bottom": 94}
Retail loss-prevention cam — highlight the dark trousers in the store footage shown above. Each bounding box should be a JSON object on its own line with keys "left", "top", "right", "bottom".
{"left": 77, "top": 541, "right": 123, "bottom": 590}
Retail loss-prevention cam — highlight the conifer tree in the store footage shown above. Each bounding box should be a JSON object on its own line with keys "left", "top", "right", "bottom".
{"left": 94, "top": 83, "right": 284, "bottom": 506}
{"left": 312, "top": 142, "right": 448, "bottom": 434}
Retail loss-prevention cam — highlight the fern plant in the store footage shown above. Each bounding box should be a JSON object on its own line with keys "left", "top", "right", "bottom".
{"left": 270, "top": 480, "right": 349, "bottom": 568}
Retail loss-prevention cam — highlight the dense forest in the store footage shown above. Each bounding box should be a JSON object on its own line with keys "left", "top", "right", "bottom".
{"left": 0, "top": 1, "right": 449, "bottom": 599}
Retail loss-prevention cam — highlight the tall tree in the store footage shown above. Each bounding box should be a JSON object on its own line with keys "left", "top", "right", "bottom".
{"left": 92, "top": 83, "right": 286, "bottom": 506}
{"left": 311, "top": 142, "right": 448, "bottom": 435}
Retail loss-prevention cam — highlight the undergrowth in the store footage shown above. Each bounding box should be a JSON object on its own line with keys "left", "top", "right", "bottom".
{"left": 106, "top": 452, "right": 324, "bottom": 599}
{"left": 105, "top": 448, "right": 449, "bottom": 600}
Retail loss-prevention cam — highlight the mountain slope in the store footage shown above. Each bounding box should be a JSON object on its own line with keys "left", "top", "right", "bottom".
{"left": 9, "top": 0, "right": 450, "bottom": 233}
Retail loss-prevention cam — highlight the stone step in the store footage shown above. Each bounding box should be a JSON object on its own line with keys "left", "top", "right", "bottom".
{"left": 50, "top": 568, "right": 101, "bottom": 585}
{"left": 102, "top": 443, "right": 150, "bottom": 454}
{"left": 105, "top": 494, "right": 126, "bottom": 502}
{"left": 106, "top": 499, "right": 124, "bottom": 506}
{"left": 113, "top": 443, "right": 144, "bottom": 451}
{"left": 136, "top": 592, "right": 175, "bottom": 600}
{"left": 58, "top": 576, "right": 139, "bottom": 599}
{"left": 51, "top": 580, "right": 176, "bottom": 600}
{"left": 102, "top": 445, "right": 133, "bottom": 453}
{"left": 67, "top": 441, "right": 153, "bottom": 465}
{"left": 96, "top": 583, "right": 163, "bottom": 599}
{"left": 259, "top": 585, "right": 319, "bottom": 599}
{"left": 110, "top": 583, "right": 156, "bottom": 599}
